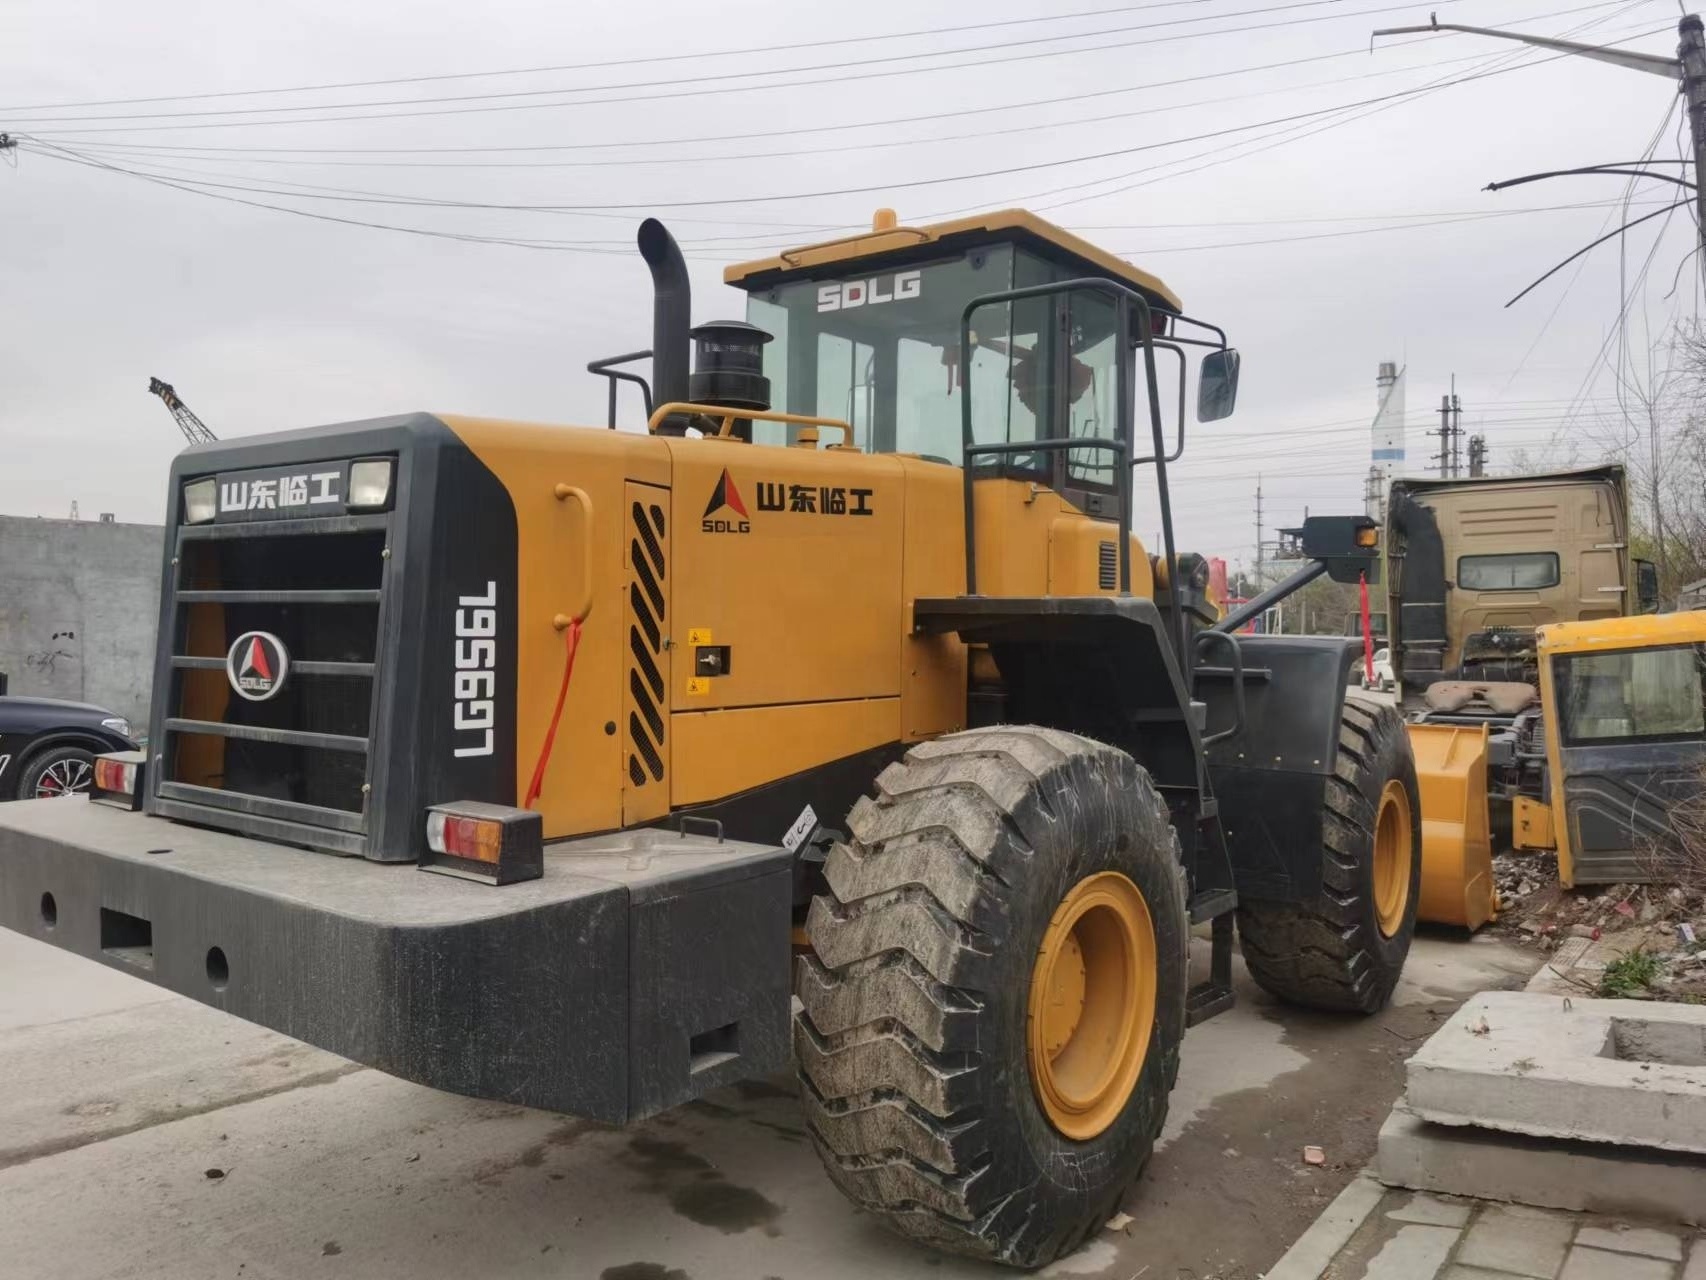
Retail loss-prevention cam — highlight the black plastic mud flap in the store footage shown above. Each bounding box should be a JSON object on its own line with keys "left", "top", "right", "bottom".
{"left": 1200, "top": 634, "right": 1362, "bottom": 904}
{"left": 0, "top": 798, "right": 791, "bottom": 1124}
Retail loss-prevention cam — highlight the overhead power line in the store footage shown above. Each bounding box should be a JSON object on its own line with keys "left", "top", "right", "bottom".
{"left": 914, "top": 8, "right": 1665, "bottom": 220}
{"left": 7, "top": 0, "right": 1490, "bottom": 134}
{"left": 1016, "top": 4, "right": 1660, "bottom": 213}
{"left": 57, "top": 7, "right": 1636, "bottom": 165}
{"left": 0, "top": 0, "right": 1235, "bottom": 113}
{"left": 18, "top": 46, "right": 1653, "bottom": 216}
{"left": 63, "top": 47, "right": 1522, "bottom": 173}
{"left": 39, "top": 44, "right": 1369, "bottom": 158}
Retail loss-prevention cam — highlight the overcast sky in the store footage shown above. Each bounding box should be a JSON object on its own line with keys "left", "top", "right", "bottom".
{"left": 2, "top": 0, "right": 1698, "bottom": 568}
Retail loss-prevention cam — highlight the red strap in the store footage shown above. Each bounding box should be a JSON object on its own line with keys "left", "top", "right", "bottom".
{"left": 524, "top": 618, "right": 582, "bottom": 810}
{"left": 1360, "top": 571, "right": 1375, "bottom": 685}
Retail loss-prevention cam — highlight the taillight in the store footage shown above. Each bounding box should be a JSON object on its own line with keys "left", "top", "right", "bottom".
{"left": 91, "top": 751, "right": 147, "bottom": 811}
{"left": 427, "top": 811, "right": 502, "bottom": 863}
{"left": 421, "top": 801, "right": 542, "bottom": 886}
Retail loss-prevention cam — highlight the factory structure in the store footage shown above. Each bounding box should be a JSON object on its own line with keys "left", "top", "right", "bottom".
{"left": 1363, "top": 360, "right": 1406, "bottom": 521}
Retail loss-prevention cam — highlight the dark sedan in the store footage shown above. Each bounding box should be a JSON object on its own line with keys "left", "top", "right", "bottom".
{"left": 0, "top": 696, "right": 139, "bottom": 800}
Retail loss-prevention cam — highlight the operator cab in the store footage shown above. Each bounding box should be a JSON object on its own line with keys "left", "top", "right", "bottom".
{"left": 723, "top": 209, "right": 1239, "bottom": 517}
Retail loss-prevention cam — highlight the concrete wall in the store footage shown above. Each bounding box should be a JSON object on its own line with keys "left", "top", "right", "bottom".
{"left": 0, "top": 516, "right": 164, "bottom": 728}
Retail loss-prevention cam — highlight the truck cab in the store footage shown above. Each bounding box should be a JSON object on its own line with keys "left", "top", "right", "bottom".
{"left": 1385, "top": 465, "right": 1657, "bottom": 698}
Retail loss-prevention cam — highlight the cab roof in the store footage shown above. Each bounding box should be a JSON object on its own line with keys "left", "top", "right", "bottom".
{"left": 1538, "top": 610, "right": 1706, "bottom": 655}
{"left": 1395, "top": 463, "right": 1626, "bottom": 495}
{"left": 723, "top": 209, "right": 1183, "bottom": 313}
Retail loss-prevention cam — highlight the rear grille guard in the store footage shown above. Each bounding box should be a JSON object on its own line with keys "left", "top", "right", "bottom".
{"left": 154, "top": 512, "right": 390, "bottom": 854}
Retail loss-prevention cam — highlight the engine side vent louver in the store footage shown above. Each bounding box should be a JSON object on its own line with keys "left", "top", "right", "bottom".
{"left": 1098, "top": 541, "right": 1118, "bottom": 590}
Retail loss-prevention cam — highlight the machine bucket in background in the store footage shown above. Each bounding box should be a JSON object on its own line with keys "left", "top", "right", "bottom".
{"left": 1407, "top": 721, "right": 1497, "bottom": 930}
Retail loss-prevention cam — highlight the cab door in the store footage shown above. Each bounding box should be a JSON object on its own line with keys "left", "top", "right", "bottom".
{"left": 1545, "top": 639, "right": 1706, "bottom": 884}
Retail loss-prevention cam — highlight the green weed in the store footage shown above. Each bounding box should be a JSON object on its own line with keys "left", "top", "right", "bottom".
{"left": 1598, "top": 947, "right": 1663, "bottom": 998}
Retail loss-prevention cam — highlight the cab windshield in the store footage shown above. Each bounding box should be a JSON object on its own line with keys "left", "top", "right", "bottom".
{"left": 743, "top": 245, "right": 1134, "bottom": 490}
{"left": 1555, "top": 644, "right": 1706, "bottom": 744}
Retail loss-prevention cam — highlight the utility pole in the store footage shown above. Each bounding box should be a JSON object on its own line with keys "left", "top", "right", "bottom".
{"left": 1431, "top": 378, "right": 1466, "bottom": 477}
{"left": 1254, "top": 477, "right": 1265, "bottom": 594}
{"left": 1375, "top": 14, "right": 1706, "bottom": 261}
{"left": 1450, "top": 378, "right": 1463, "bottom": 479}
{"left": 1434, "top": 396, "right": 1450, "bottom": 477}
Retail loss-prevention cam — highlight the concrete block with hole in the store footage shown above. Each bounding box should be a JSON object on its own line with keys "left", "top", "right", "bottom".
{"left": 1404, "top": 991, "right": 1706, "bottom": 1154}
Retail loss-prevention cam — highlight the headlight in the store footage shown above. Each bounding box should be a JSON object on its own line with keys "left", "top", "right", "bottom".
{"left": 347, "top": 458, "right": 394, "bottom": 509}
{"left": 101, "top": 717, "right": 134, "bottom": 739}
{"left": 182, "top": 478, "right": 217, "bottom": 525}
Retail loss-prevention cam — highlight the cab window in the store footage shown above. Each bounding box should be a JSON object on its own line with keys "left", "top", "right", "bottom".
{"left": 1458, "top": 552, "right": 1559, "bottom": 590}
{"left": 742, "top": 244, "right": 1138, "bottom": 493}
{"left": 1555, "top": 644, "right": 1706, "bottom": 744}
{"left": 745, "top": 248, "right": 1018, "bottom": 464}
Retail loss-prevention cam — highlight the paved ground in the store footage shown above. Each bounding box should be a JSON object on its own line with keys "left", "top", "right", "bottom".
{"left": 1277, "top": 1181, "right": 1706, "bottom": 1280}
{"left": 0, "top": 927, "right": 1538, "bottom": 1280}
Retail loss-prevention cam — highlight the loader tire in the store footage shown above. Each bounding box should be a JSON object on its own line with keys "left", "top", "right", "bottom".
{"left": 795, "top": 726, "right": 1188, "bottom": 1269}
{"left": 1235, "top": 693, "right": 1421, "bottom": 1014}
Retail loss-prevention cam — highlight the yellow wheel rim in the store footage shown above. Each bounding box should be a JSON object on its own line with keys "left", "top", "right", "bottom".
{"left": 1372, "top": 779, "right": 1414, "bottom": 938}
{"left": 1026, "top": 871, "right": 1157, "bottom": 1141}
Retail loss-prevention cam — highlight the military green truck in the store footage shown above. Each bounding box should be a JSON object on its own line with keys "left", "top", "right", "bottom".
{"left": 1385, "top": 464, "right": 1658, "bottom": 698}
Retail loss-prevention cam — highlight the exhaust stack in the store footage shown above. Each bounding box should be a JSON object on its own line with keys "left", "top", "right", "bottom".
{"left": 637, "top": 219, "right": 691, "bottom": 414}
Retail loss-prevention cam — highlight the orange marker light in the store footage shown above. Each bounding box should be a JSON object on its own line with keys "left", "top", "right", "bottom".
{"left": 427, "top": 812, "right": 503, "bottom": 865}
{"left": 93, "top": 757, "right": 136, "bottom": 795}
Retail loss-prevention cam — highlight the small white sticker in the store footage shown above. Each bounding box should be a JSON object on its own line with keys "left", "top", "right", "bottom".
{"left": 782, "top": 804, "right": 818, "bottom": 853}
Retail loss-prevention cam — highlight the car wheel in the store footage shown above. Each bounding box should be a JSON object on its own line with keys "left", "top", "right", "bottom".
{"left": 17, "top": 746, "right": 96, "bottom": 800}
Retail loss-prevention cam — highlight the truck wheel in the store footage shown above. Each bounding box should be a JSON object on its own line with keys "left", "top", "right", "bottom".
{"left": 1235, "top": 693, "right": 1421, "bottom": 1013}
{"left": 795, "top": 726, "right": 1188, "bottom": 1268}
{"left": 16, "top": 746, "right": 96, "bottom": 800}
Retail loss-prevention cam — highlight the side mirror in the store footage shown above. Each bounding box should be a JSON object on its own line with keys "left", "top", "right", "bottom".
{"left": 1198, "top": 348, "right": 1241, "bottom": 423}
{"left": 1635, "top": 558, "right": 1660, "bottom": 612}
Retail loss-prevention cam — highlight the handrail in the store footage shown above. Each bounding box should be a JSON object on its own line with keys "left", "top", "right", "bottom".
{"left": 1194, "top": 631, "right": 1247, "bottom": 747}
{"left": 1134, "top": 340, "right": 1187, "bottom": 467}
{"left": 586, "top": 350, "right": 654, "bottom": 430}
{"left": 646, "top": 401, "right": 853, "bottom": 445}
{"left": 552, "top": 483, "right": 595, "bottom": 624}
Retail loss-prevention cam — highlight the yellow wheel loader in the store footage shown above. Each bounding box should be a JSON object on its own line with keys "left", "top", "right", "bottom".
{"left": 0, "top": 209, "right": 1423, "bottom": 1267}
{"left": 1407, "top": 611, "right": 1705, "bottom": 923}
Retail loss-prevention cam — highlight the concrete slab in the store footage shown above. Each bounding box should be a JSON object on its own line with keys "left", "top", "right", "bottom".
{"left": 1558, "top": 1245, "right": 1676, "bottom": 1280}
{"left": 1360, "top": 1223, "right": 1460, "bottom": 1279}
{"left": 1576, "top": 1224, "right": 1686, "bottom": 1261}
{"left": 0, "top": 925, "right": 173, "bottom": 1031}
{"left": 1687, "top": 1237, "right": 1706, "bottom": 1280}
{"left": 1385, "top": 1191, "right": 1473, "bottom": 1228}
{"left": 1406, "top": 991, "right": 1706, "bottom": 1154}
{"left": 1377, "top": 1106, "right": 1706, "bottom": 1227}
{"left": 1454, "top": 1204, "right": 1574, "bottom": 1277}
